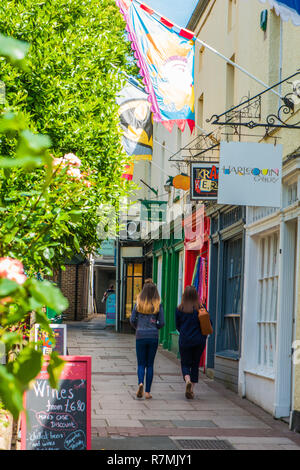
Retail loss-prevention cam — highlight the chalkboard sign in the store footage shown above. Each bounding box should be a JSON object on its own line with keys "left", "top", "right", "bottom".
{"left": 21, "top": 356, "right": 91, "bottom": 450}
{"left": 34, "top": 324, "right": 67, "bottom": 355}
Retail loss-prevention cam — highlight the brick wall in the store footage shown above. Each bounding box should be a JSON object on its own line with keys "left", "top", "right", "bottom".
{"left": 51, "top": 264, "right": 89, "bottom": 321}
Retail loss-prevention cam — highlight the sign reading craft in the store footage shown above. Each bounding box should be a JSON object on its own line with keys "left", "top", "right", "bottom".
{"left": 21, "top": 356, "right": 91, "bottom": 451}
{"left": 190, "top": 163, "right": 219, "bottom": 201}
{"left": 218, "top": 142, "right": 282, "bottom": 207}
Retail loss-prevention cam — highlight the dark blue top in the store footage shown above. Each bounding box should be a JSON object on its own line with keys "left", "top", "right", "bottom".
{"left": 175, "top": 307, "right": 207, "bottom": 348}
{"left": 130, "top": 304, "right": 165, "bottom": 340}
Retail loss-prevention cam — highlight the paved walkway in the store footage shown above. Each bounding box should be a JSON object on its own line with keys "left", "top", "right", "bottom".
{"left": 67, "top": 316, "right": 300, "bottom": 451}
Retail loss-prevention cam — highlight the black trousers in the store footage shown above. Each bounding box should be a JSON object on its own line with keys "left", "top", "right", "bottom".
{"left": 179, "top": 343, "right": 206, "bottom": 383}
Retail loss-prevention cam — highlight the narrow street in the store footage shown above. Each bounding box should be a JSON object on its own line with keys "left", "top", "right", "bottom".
{"left": 67, "top": 317, "right": 300, "bottom": 451}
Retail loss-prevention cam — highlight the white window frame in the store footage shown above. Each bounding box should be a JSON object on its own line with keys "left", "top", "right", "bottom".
{"left": 256, "top": 231, "right": 279, "bottom": 376}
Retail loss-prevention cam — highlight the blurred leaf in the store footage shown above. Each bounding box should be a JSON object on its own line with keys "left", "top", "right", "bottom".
{"left": 0, "top": 34, "right": 29, "bottom": 69}
{"left": 12, "top": 346, "right": 43, "bottom": 385}
{"left": 47, "top": 352, "right": 65, "bottom": 389}
{"left": 28, "top": 279, "right": 68, "bottom": 313}
{"left": 0, "top": 366, "right": 23, "bottom": 419}
{"left": 0, "top": 332, "right": 22, "bottom": 350}
{"left": 0, "top": 278, "right": 19, "bottom": 297}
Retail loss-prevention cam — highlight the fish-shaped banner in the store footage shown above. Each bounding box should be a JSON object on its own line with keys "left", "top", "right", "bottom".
{"left": 116, "top": 0, "right": 195, "bottom": 132}
{"left": 117, "top": 83, "right": 153, "bottom": 161}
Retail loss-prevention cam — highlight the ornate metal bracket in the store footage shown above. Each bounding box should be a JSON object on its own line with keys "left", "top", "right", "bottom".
{"left": 207, "top": 70, "right": 300, "bottom": 136}
{"left": 168, "top": 128, "right": 222, "bottom": 162}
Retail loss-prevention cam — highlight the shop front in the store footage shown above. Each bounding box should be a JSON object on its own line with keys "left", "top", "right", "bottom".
{"left": 207, "top": 205, "right": 245, "bottom": 391}
{"left": 152, "top": 218, "right": 184, "bottom": 353}
{"left": 240, "top": 154, "right": 300, "bottom": 420}
{"left": 184, "top": 205, "right": 211, "bottom": 369}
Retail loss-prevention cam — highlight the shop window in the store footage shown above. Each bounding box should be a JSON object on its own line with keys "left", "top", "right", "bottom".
{"left": 257, "top": 232, "right": 279, "bottom": 371}
{"left": 220, "top": 237, "right": 242, "bottom": 353}
{"left": 157, "top": 256, "right": 163, "bottom": 297}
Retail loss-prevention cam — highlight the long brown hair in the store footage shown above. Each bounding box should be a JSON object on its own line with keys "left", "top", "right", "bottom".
{"left": 136, "top": 279, "right": 160, "bottom": 314}
{"left": 178, "top": 286, "right": 200, "bottom": 313}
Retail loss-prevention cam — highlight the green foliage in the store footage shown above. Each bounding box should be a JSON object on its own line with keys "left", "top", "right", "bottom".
{"left": 0, "top": 0, "right": 135, "bottom": 420}
{"left": 0, "top": 0, "right": 134, "bottom": 273}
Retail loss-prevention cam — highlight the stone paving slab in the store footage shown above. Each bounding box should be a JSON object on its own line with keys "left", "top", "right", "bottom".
{"left": 67, "top": 317, "right": 300, "bottom": 450}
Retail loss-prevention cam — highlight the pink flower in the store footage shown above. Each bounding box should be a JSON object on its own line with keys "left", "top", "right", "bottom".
{"left": 0, "top": 257, "right": 27, "bottom": 285}
{"left": 64, "top": 153, "right": 81, "bottom": 168}
{"left": 83, "top": 180, "right": 91, "bottom": 187}
{"left": 52, "top": 157, "right": 66, "bottom": 168}
{"left": 67, "top": 167, "right": 82, "bottom": 179}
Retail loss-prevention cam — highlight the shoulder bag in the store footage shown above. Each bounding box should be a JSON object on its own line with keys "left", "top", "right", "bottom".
{"left": 198, "top": 304, "right": 213, "bottom": 336}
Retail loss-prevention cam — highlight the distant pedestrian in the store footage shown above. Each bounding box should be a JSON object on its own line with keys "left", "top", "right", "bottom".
{"left": 130, "top": 279, "right": 165, "bottom": 399}
{"left": 101, "top": 284, "right": 115, "bottom": 303}
{"left": 176, "top": 286, "right": 208, "bottom": 399}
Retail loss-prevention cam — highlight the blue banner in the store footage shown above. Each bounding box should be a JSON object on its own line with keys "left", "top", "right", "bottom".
{"left": 260, "top": 0, "right": 300, "bottom": 25}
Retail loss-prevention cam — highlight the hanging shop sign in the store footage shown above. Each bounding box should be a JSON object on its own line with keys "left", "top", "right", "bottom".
{"left": 21, "top": 356, "right": 91, "bottom": 450}
{"left": 218, "top": 142, "right": 282, "bottom": 207}
{"left": 96, "top": 239, "right": 115, "bottom": 258}
{"left": 190, "top": 163, "right": 219, "bottom": 201}
{"left": 34, "top": 324, "right": 67, "bottom": 356}
{"left": 140, "top": 200, "right": 167, "bottom": 222}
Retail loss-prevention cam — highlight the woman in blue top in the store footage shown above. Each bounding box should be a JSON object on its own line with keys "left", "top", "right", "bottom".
{"left": 176, "top": 286, "right": 207, "bottom": 399}
{"left": 130, "top": 279, "right": 165, "bottom": 399}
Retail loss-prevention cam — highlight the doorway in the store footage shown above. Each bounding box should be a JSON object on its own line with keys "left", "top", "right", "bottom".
{"left": 123, "top": 260, "right": 144, "bottom": 320}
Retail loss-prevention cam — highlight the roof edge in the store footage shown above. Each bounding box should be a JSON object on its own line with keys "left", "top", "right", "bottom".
{"left": 187, "top": 0, "right": 211, "bottom": 30}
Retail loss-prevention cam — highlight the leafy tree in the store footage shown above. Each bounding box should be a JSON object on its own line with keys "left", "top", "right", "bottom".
{"left": 0, "top": 0, "right": 134, "bottom": 274}
{"left": 0, "top": 0, "right": 135, "bottom": 419}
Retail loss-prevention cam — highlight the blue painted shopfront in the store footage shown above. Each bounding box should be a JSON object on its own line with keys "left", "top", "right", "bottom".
{"left": 207, "top": 205, "right": 245, "bottom": 391}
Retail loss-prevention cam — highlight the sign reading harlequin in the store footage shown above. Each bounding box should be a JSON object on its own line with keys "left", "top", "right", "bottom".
{"left": 190, "top": 163, "right": 219, "bottom": 201}
{"left": 218, "top": 142, "right": 282, "bottom": 207}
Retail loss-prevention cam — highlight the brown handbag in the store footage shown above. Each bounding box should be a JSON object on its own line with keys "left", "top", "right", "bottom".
{"left": 198, "top": 304, "right": 213, "bottom": 336}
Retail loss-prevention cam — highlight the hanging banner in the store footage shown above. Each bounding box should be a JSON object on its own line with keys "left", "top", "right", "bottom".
{"left": 121, "top": 161, "right": 134, "bottom": 180}
{"left": 259, "top": 0, "right": 300, "bottom": 26}
{"left": 218, "top": 142, "right": 282, "bottom": 207}
{"left": 140, "top": 200, "right": 167, "bottom": 222}
{"left": 117, "top": 83, "right": 153, "bottom": 161}
{"left": 190, "top": 163, "right": 219, "bottom": 201}
{"left": 117, "top": 0, "right": 195, "bottom": 132}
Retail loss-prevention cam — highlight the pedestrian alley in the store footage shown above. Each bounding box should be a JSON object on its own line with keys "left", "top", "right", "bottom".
{"left": 67, "top": 317, "right": 300, "bottom": 451}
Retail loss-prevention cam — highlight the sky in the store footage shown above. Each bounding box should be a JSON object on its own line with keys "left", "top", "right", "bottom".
{"left": 144, "top": 0, "right": 198, "bottom": 26}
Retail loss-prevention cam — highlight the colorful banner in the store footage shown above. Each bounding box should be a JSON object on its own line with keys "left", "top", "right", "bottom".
{"left": 116, "top": 0, "right": 195, "bottom": 132}
{"left": 117, "top": 83, "right": 153, "bottom": 161}
{"left": 122, "top": 161, "right": 134, "bottom": 180}
{"left": 259, "top": 0, "right": 300, "bottom": 25}
{"left": 218, "top": 142, "right": 282, "bottom": 207}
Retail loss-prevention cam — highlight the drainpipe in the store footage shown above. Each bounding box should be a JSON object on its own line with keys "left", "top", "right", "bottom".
{"left": 75, "top": 264, "right": 79, "bottom": 321}
{"left": 278, "top": 18, "right": 283, "bottom": 110}
{"left": 116, "top": 237, "right": 121, "bottom": 333}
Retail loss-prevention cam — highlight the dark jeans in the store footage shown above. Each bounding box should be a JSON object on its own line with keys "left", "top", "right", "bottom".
{"left": 179, "top": 342, "right": 206, "bottom": 383}
{"left": 136, "top": 338, "right": 159, "bottom": 393}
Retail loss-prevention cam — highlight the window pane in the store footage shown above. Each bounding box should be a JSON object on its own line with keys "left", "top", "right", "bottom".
{"left": 127, "top": 264, "right": 133, "bottom": 276}
{"left": 257, "top": 232, "right": 279, "bottom": 370}
{"left": 134, "top": 264, "right": 143, "bottom": 276}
